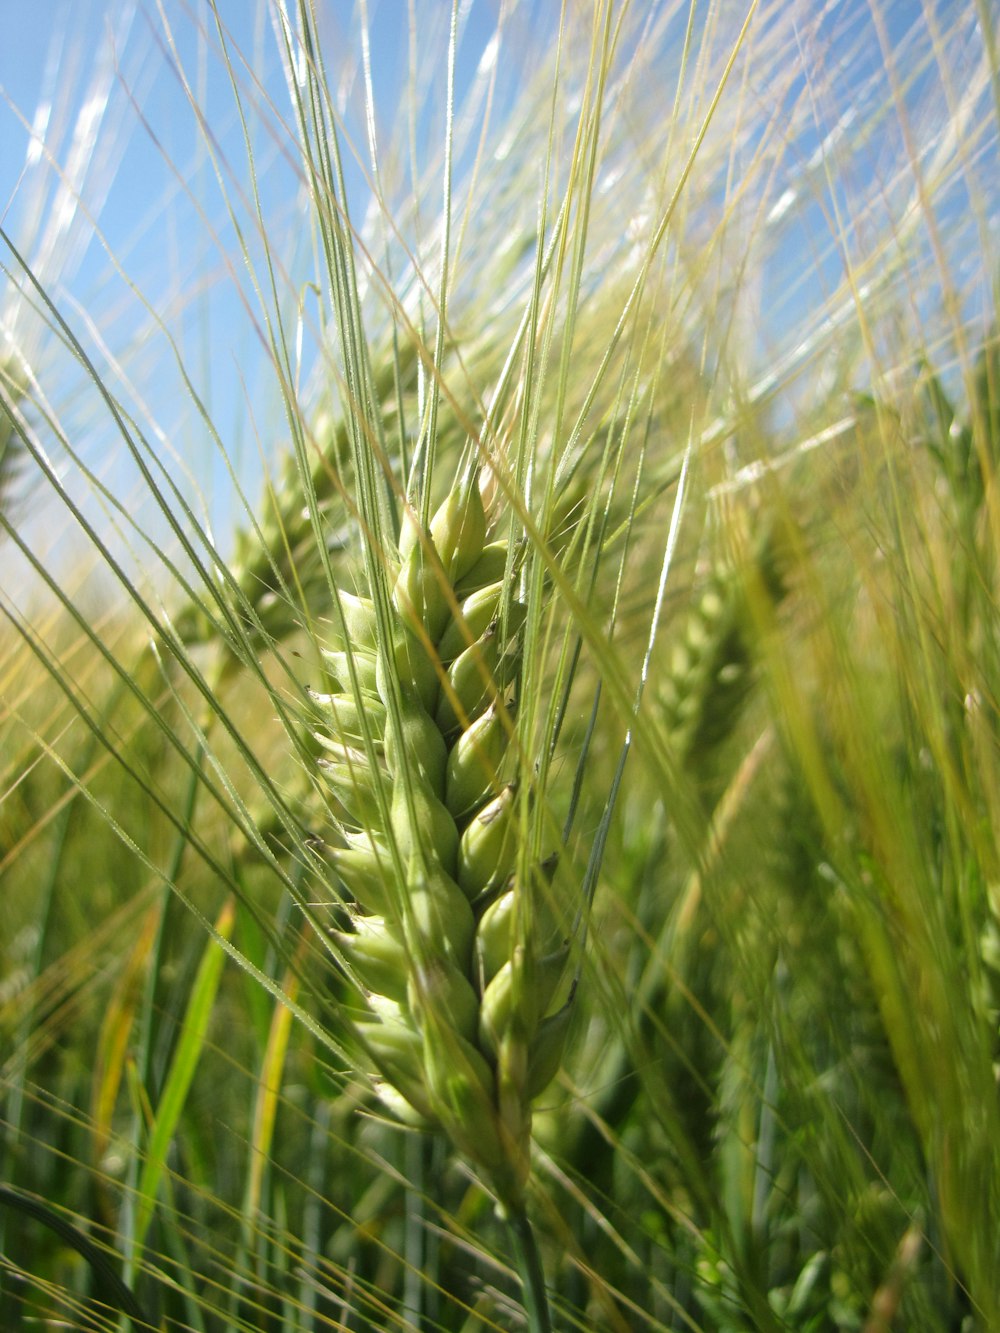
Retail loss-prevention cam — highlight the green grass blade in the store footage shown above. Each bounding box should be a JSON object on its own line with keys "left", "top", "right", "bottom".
{"left": 128, "top": 896, "right": 235, "bottom": 1276}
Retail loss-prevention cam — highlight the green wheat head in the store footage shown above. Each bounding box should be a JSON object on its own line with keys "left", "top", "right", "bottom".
{"left": 307, "top": 464, "right": 572, "bottom": 1213}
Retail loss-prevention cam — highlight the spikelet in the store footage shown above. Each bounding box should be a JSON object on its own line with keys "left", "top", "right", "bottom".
{"left": 310, "top": 470, "right": 571, "bottom": 1209}
{"left": 660, "top": 570, "right": 749, "bottom": 766}
{"left": 661, "top": 531, "right": 786, "bottom": 792}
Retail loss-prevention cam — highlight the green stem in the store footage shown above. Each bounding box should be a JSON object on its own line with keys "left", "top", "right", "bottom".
{"left": 507, "top": 1205, "right": 552, "bottom": 1333}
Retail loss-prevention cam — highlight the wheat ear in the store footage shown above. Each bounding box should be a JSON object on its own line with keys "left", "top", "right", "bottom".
{"left": 313, "top": 467, "right": 570, "bottom": 1215}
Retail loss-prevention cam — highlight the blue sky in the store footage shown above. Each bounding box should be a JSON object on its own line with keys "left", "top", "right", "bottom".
{"left": 1, "top": 2, "right": 518, "bottom": 564}
{"left": 1, "top": 1, "right": 996, "bottom": 582}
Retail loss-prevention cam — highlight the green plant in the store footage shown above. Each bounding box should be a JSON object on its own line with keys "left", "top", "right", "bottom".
{"left": 3, "top": 2, "right": 1000, "bottom": 1330}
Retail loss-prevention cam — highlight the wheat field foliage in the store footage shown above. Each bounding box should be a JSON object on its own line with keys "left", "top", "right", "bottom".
{"left": 2, "top": 1, "right": 1000, "bottom": 1329}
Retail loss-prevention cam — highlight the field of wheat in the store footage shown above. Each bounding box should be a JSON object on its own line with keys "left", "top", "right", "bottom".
{"left": 2, "top": 3, "right": 999, "bottom": 1330}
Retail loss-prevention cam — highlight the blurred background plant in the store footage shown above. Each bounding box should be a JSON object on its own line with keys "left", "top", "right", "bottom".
{"left": 2, "top": 1, "right": 999, "bottom": 1329}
